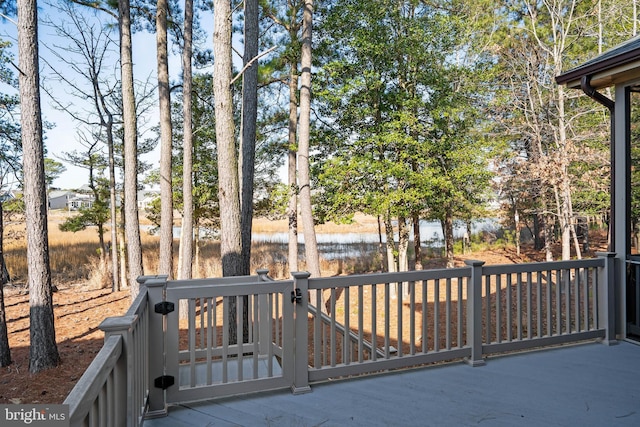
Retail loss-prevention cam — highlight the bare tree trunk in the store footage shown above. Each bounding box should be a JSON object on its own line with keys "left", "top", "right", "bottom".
{"left": 635, "top": 0, "right": 638, "bottom": 36}
{"left": 378, "top": 215, "right": 385, "bottom": 271}
{"left": 178, "top": 0, "right": 194, "bottom": 281}
{"left": 412, "top": 213, "right": 422, "bottom": 269}
{"left": 397, "top": 215, "right": 409, "bottom": 299}
{"left": 107, "top": 121, "right": 119, "bottom": 291}
{"left": 239, "top": 0, "right": 259, "bottom": 276}
{"left": 0, "top": 202, "right": 11, "bottom": 367}
{"left": 398, "top": 216, "right": 409, "bottom": 272}
{"left": 157, "top": 0, "right": 174, "bottom": 278}
{"left": 384, "top": 212, "right": 396, "bottom": 273}
{"left": 287, "top": 65, "right": 299, "bottom": 274}
{"left": 119, "top": 201, "right": 128, "bottom": 288}
{"left": 214, "top": 0, "right": 243, "bottom": 342}
{"left": 298, "top": 0, "right": 320, "bottom": 278}
{"left": 442, "top": 204, "right": 454, "bottom": 269}
{"left": 194, "top": 223, "right": 201, "bottom": 277}
{"left": 214, "top": 0, "right": 242, "bottom": 277}
{"left": 18, "top": 0, "right": 60, "bottom": 372}
{"left": 119, "top": 0, "right": 144, "bottom": 296}
{"left": 514, "top": 206, "right": 521, "bottom": 256}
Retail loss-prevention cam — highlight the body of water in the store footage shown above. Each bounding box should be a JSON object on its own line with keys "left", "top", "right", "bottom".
{"left": 252, "top": 218, "right": 499, "bottom": 244}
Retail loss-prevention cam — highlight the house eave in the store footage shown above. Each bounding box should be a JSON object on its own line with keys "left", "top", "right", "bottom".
{"left": 556, "top": 35, "right": 640, "bottom": 89}
{"left": 559, "top": 60, "right": 640, "bottom": 90}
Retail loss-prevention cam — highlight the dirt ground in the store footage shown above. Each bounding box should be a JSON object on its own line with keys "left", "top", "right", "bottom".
{"left": 0, "top": 285, "right": 131, "bottom": 404}
{"left": 0, "top": 232, "right": 607, "bottom": 405}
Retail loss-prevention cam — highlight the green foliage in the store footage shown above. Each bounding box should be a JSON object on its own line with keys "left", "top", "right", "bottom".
{"left": 2, "top": 197, "right": 24, "bottom": 215}
{"left": 0, "top": 39, "right": 20, "bottom": 183}
{"left": 313, "top": 0, "right": 495, "bottom": 228}
{"left": 44, "top": 158, "right": 67, "bottom": 188}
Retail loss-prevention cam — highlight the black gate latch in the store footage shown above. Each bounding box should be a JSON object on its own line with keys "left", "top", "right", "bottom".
{"left": 291, "top": 288, "right": 302, "bottom": 304}
{"left": 154, "top": 301, "right": 175, "bottom": 315}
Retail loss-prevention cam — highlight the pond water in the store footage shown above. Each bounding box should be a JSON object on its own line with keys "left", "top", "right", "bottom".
{"left": 252, "top": 218, "right": 499, "bottom": 244}
{"left": 143, "top": 219, "right": 500, "bottom": 260}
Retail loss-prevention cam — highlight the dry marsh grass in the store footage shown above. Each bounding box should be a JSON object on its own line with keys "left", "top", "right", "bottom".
{"left": 3, "top": 212, "right": 384, "bottom": 287}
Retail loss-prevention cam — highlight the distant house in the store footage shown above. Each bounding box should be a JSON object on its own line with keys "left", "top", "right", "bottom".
{"left": 48, "top": 190, "right": 75, "bottom": 210}
{"left": 138, "top": 190, "right": 160, "bottom": 210}
{"left": 67, "top": 193, "right": 94, "bottom": 210}
{"left": 48, "top": 189, "right": 95, "bottom": 211}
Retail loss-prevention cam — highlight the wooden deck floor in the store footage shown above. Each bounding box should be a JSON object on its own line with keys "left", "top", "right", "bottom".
{"left": 144, "top": 341, "right": 640, "bottom": 426}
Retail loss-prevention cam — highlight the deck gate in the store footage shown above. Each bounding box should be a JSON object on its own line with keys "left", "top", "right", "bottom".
{"left": 156, "top": 276, "right": 296, "bottom": 404}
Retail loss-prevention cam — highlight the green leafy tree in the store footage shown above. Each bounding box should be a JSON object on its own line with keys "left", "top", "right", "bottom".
{"left": 44, "top": 158, "right": 66, "bottom": 189}
{"left": 315, "top": 0, "right": 495, "bottom": 270}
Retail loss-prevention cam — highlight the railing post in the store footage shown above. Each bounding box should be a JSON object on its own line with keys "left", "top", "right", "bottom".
{"left": 142, "top": 275, "right": 169, "bottom": 417}
{"left": 257, "top": 269, "right": 272, "bottom": 355}
{"left": 465, "top": 260, "right": 486, "bottom": 367}
{"left": 257, "top": 268, "right": 271, "bottom": 282}
{"left": 291, "top": 272, "right": 312, "bottom": 394}
{"left": 99, "top": 315, "right": 136, "bottom": 427}
{"left": 596, "top": 252, "right": 618, "bottom": 345}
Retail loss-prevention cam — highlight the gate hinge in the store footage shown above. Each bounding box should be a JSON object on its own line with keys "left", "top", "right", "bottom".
{"left": 291, "top": 288, "right": 302, "bottom": 304}
{"left": 154, "top": 375, "right": 175, "bottom": 390}
{"left": 154, "top": 301, "right": 175, "bottom": 315}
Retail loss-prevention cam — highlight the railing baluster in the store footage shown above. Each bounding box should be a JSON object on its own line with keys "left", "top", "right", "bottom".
{"left": 237, "top": 295, "right": 244, "bottom": 381}
{"left": 457, "top": 278, "right": 463, "bottom": 349}
{"left": 189, "top": 298, "right": 196, "bottom": 388}
{"left": 555, "top": 269, "right": 562, "bottom": 335}
{"left": 546, "top": 269, "right": 552, "bottom": 336}
{"left": 506, "top": 274, "right": 512, "bottom": 342}
{"left": 485, "top": 275, "right": 491, "bottom": 343}
{"left": 536, "top": 272, "right": 542, "bottom": 338}
{"left": 267, "top": 293, "right": 274, "bottom": 377}
{"left": 358, "top": 285, "right": 364, "bottom": 362}
{"left": 344, "top": 286, "right": 350, "bottom": 364}
{"left": 565, "top": 269, "right": 571, "bottom": 334}
{"left": 313, "top": 286, "right": 321, "bottom": 368}
{"left": 575, "top": 268, "right": 581, "bottom": 332}
{"left": 516, "top": 273, "right": 522, "bottom": 340}
{"left": 199, "top": 297, "right": 205, "bottom": 350}
{"left": 410, "top": 280, "right": 416, "bottom": 355}
{"left": 253, "top": 294, "right": 259, "bottom": 379}
{"left": 446, "top": 278, "right": 451, "bottom": 350}
{"left": 385, "top": 282, "right": 391, "bottom": 358}
{"left": 397, "top": 280, "right": 403, "bottom": 357}
{"left": 222, "top": 297, "right": 229, "bottom": 384}
{"left": 434, "top": 279, "right": 440, "bottom": 352}
{"left": 496, "top": 275, "right": 501, "bottom": 343}
{"left": 206, "top": 297, "right": 213, "bottom": 385}
{"left": 584, "top": 268, "right": 591, "bottom": 330}
{"left": 422, "top": 280, "right": 428, "bottom": 353}
{"left": 526, "top": 272, "right": 532, "bottom": 339}
{"left": 330, "top": 287, "right": 337, "bottom": 367}
{"left": 371, "top": 283, "right": 377, "bottom": 361}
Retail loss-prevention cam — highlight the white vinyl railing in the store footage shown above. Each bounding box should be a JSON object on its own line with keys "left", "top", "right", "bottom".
{"left": 63, "top": 253, "right": 617, "bottom": 425}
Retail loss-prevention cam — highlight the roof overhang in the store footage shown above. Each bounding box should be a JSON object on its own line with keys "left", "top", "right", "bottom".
{"left": 556, "top": 35, "right": 640, "bottom": 90}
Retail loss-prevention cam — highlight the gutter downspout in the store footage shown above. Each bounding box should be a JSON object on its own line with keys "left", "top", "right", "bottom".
{"left": 580, "top": 76, "right": 615, "bottom": 251}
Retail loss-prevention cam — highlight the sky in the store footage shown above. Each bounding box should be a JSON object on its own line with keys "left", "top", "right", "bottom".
{"left": 0, "top": 4, "right": 182, "bottom": 190}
